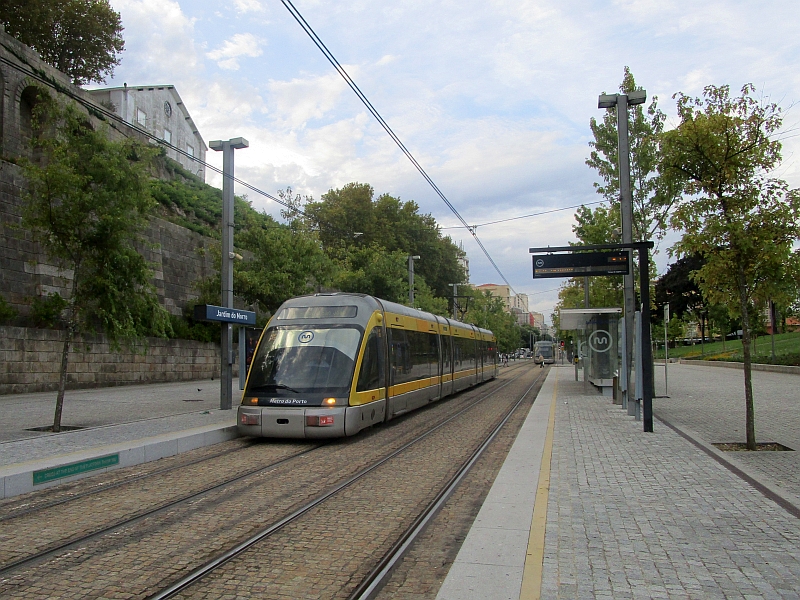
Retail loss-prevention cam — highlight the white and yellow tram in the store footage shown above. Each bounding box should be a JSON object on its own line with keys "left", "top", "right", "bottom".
{"left": 238, "top": 293, "right": 497, "bottom": 438}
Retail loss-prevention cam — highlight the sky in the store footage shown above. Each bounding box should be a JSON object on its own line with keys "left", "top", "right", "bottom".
{"left": 98, "top": 0, "right": 800, "bottom": 323}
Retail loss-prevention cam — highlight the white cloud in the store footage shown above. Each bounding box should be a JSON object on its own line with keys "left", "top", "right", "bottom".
{"left": 234, "top": 0, "right": 264, "bottom": 13}
{"left": 206, "top": 33, "right": 265, "bottom": 70}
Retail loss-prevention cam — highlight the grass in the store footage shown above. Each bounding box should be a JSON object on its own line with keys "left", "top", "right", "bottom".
{"left": 655, "top": 331, "right": 800, "bottom": 366}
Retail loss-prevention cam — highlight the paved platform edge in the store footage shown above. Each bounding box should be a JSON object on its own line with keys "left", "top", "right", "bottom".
{"left": 0, "top": 423, "right": 240, "bottom": 500}
{"left": 436, "top": 366, "right": 557, "bottom": 600}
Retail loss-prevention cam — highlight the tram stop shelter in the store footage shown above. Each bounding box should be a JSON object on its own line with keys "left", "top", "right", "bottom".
{"left": 560, "top": 308, "right": 621, "bottom": 397}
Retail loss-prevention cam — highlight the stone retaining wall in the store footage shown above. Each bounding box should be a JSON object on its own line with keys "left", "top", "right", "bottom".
{"left": 0, "top": 326, "right": 223, "bottom": 394}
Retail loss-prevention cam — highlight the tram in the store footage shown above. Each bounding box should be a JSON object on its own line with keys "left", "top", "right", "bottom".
{"left": 533, "top": 340, "right": 555, "bottom": 364}
{"left": 238, "top": 293, "right": 497, "bottom": 438}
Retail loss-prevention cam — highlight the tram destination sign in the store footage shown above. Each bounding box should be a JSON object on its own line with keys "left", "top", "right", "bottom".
{"left": 532, "top": 251, "right": 629, "bottom": 278}
{"left": 194, "top": 304, "right": 257, "bottom": 325}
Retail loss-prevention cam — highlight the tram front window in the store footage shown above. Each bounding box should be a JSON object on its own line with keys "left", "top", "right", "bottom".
{"left": 246, "top": 327, "right": 361, "bottom": 396}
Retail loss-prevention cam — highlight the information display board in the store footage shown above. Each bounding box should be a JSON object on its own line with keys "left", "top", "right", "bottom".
{"left": 532, "top": 251, "right": 629, "bottom": 278}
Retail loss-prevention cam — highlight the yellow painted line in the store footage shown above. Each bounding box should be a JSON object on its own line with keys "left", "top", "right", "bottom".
{"left": 520, "top": 368, "right": 558, "bottom": 600}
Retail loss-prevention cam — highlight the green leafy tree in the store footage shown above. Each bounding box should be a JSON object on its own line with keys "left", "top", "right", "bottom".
{"left": 0, "top": 0, "right": 124, "bottom": 85}
{"left": 461, "top": 289, "right": 519, "bottom": 352}
{"left": 234, "top": 222, "right": 332, "bottom": 313}
{"left": 587, "top": 67, "right": 676, "bottom": 241}
{"left": 661, "top": 83, "right": 800, "bottom": 449}
{"left": 302, "top": 183, "right": 466, "bottom": 300}
{"left": 21, "top": 97, "right": 170, "bottom": 432}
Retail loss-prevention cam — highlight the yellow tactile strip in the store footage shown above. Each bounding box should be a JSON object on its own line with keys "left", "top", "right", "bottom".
{"left": 519, "top": 367, "right": 558, "bottom": 600}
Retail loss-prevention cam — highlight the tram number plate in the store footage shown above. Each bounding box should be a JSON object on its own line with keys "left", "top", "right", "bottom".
{"left": 307, "top": 415, "right": 335, "bottom": 426}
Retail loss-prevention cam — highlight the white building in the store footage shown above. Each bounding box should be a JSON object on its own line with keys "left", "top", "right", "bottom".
{"left": 86, "top": 84, "right": 207, "bottom": 181}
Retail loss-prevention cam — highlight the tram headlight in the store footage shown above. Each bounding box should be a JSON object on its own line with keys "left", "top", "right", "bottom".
{"left": 323, "top": 397, "right": 337, "bottom": 406}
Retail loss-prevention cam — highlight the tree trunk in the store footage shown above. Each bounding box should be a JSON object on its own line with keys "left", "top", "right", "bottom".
{"left": 53, "top": 276, "right": 79, "bottom": 433}
{"left": 701, "top": 313, "right": 706, "bottom": 355}
{"left": 53, "top": 322, "right": 75, "bottom": 433}
{"left": 737, "top": 265, "right": 756, "bottom": 450}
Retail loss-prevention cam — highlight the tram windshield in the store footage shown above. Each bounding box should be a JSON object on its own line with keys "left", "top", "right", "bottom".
{"left": 246, "top": 326, "right": 361, "bottom": 395}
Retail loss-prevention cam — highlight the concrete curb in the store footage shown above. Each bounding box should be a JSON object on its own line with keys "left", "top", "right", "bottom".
{"left": 679, "top": 359, "right": 800, "bottom": 375}
{"left": 0, "top": 424, "right": 240, "bottom": 500}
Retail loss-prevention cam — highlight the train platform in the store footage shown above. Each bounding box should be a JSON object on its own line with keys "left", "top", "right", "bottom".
{"left": 0, "top": 380, "right": 238, "bottom": 499}
{"left": 438, "top": 362, "right": 800, "bottom": 599}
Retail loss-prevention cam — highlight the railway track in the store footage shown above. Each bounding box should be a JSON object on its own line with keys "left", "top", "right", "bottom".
{"left": 0, "top": 362, "right": 543, "bottom": 599}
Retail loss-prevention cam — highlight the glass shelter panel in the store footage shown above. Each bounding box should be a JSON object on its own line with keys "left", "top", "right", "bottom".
{"left": 559, "top": 308, "right": 621, "bottom": 394}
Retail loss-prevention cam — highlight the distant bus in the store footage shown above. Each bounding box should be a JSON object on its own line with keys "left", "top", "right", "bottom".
{"left": 533, "top": 341, "right": 555, "bottom": 364}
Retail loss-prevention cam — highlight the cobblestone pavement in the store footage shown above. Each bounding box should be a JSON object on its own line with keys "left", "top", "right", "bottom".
{"left": 0, "top": 379, "right": 229, "bottom": 443}
{"left": 542, "top": 367, "right": 800, "bottom": 599}
{"left": 653, "top": 363, "right": 800, "bottom": 503}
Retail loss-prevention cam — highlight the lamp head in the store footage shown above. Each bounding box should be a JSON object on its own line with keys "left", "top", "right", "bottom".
{"left": 627, "top": 90, "right": 647, "bottom": 105}
{"left": 598, "top": 94, "right": 617, "bottom": 109}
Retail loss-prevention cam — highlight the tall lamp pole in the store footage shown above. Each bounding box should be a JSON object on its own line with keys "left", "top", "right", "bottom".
{"left": 209, "top": 137, "right": 249, "bottom": 410}
{"left": 598, "top": 90, "right": 646, "bottom": 409}
{"left": 408, "top": 255, "right": 420, "bottom": 307}
{"left": 449, "top": 283, "right": 458, "bottom": 319}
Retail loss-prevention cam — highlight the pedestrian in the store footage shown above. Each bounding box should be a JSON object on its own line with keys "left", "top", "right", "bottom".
{"left": 538, "top": 353, "right": 544, "bottom": 368}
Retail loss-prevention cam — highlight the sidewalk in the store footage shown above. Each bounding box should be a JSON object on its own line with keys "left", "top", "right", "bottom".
{"left": 439, "top": 363, "right": 800, "bottom": 599}
{"left": 0, "top": 380, "right": 239, "bottom": 498}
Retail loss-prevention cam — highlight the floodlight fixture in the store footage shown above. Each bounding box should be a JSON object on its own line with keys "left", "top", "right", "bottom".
{"left": 598, "top": 94, "right": 617, "bottom": 109}
{"left": 627, "top": 90, "right": 647, "bottom": 105}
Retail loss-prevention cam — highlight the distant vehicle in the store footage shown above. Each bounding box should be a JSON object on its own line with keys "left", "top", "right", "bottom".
{"left": 533, "top": 341, "right": 555, "bottom": 364}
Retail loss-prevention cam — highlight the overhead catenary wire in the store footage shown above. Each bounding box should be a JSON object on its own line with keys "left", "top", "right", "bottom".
{"left": 440, "top": 200, "right": 609, "bottom": 230}
{"left": 278, "top": 0, "right": 518, "bottom": 295}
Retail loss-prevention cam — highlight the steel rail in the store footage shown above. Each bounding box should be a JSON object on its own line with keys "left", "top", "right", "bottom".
{"left": 349, "top": 368, "right": 547, "bottom": 600}
{"left": 0, "top": 440, "right": 258, "bottom": 522}
{"left": 0, "top": 445, "right": 323, "bottom": 577}
{"left": 146, "top": 367, "right": 527, "bottom": 600}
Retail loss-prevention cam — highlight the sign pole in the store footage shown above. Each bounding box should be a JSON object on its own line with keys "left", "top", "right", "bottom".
{"left": 639, "top": 245, "right": 654, "bottom": 432}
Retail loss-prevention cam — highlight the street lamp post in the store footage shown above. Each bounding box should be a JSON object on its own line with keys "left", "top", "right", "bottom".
{"left": 408, "top": 255, "right": 420, "bottom": 307}
{"left": 598, "top": 90, "right": 646, "bottom": 410}
{"left": 209, "top": 137, "right": 249, "bottom": 410}
{"left": 449, "top": 283, "right": 458, "bottom": 319}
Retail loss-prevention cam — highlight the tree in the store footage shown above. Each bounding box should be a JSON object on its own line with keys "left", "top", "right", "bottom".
{"left": 302, "top": 183, "right": 467, "bottom": 301}
{"left": 660, "top": 84, "right": 800, "bottom": 449}
{"left": 234, "top": 222, "right": 332, "bottom": 314}
{"left": 460, "top": 290, "right": 519, "bottom": 352}
{"left": 22, "top": 96, "right": 170, "bottom": 432}
{"left": 0, "top": 0, "right": 124, "bottom": 85}
{"left": 587, "top": 67, "right": 676, "bottom": 241}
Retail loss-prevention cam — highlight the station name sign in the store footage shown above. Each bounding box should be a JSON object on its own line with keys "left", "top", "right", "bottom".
{"left": 532, "top": 251, "right": 629, "bottom": 278}
{"left": 193, "top": 304, "right": 257, "bottom": 325}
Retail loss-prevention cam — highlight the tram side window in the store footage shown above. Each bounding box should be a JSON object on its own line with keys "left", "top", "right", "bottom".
{"left": 442, "top": 334, "right": 452, "bottom": 375}
{"left": 454, "top": 337, "right": 477, "bottom": 371}
{"left": 389, "top": 329, "right": 439, "bottom": 385}
{"left": 356, "top": 328, "right": 385, "bottom": 392}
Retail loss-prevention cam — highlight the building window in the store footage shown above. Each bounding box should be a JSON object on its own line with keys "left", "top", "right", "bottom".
{"left": 136, "top": 108, "right": 146, "bottom": 127}
{"left": 187, "top": 144, "right": 194, "bottom": 158}
{"left": 163, "top": 129, "right": 171, "bottom": 144}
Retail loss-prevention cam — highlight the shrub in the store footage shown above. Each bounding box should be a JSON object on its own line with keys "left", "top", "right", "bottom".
{"left": 30, "top": 293, "right": 68, "bottom": 328}
{"left": 0, "top": 294, "right": 17, "bottom": 323}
